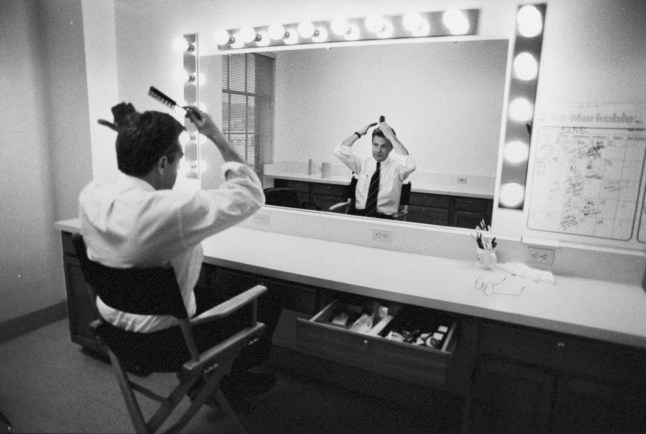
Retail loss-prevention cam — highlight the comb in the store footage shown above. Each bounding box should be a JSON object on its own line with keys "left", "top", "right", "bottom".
{"left": 148, "top": 86, "right": 188, "bottom": 113}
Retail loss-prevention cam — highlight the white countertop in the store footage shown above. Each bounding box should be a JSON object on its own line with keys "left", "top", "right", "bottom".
{"left": 55, "top": 219, "right": 646, "bottom": 349}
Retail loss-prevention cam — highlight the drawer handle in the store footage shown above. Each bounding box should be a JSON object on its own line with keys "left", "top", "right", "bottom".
{"left": 557, "top": 341, "right": 565, "bottom": 348}
{"left": 363, "top": 339, "right": 369, "bottom": 346}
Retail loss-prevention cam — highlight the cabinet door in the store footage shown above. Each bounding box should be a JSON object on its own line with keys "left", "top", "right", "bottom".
{"left": 465, "top": 358, "right": 554, "bottom": 434}
{"left": 551, "top": 376, "right": 646, "bottom": 434}
{"left": 407, "top": 205, "right": 450, "bottom": 225}
{"left": 62, "top": 241, "right": 104, "bottom": 354}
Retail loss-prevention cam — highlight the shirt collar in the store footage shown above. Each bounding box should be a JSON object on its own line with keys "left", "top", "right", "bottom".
{"left": 115, "top": 172, "right": 156, "bottom": 192}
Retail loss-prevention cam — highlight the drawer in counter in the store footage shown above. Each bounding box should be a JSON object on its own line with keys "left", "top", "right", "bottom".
{"left": 297, "top": 298, "right": 458, "bottom": 389}
{"left": 479, "top": 322, "right": 646, "bottom": 385}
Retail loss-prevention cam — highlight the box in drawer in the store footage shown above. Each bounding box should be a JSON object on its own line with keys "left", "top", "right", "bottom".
{"left": 297, "top": 299, "right": 458, "bottom": 388}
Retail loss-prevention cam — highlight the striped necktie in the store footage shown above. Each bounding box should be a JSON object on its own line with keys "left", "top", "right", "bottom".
{"left": 365, "top": 162, "right": 381, "bottom": 216}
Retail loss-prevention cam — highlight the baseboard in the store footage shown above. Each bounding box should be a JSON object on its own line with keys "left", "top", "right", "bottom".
{"left": 0, "top": 301, "right": 67, "bottom": 344}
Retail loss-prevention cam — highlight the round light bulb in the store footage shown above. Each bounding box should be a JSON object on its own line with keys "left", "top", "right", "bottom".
{"left": 365, "top": 14, "right": 386, "bottom": 34}
{"left": 284, "top": 29, "right": 299, "bottom": 45}
{"left": 403, "top": 12, "right": 424, "bottom": 32}
{"left": 213, "top": 29, "right": 232, "bottom": 46}
{"left": 268, "top": 23, "right": 286, "bottom": 40}
{"left": 255, "top": 30, "right": 270, "bottom": 47}
{"left": 172, "top": 37, "right": 190, "bottom": 53}
{"left": 509, "top": 98, "right": 534, "bottom": 122}
{"left": 297, "top": 20, "right": 316, "bottom": 38}
{"left": 331, "top": 17, "right": 350, "bottom": 36}
{"left": 230, "top": 34, "right": 245, "bottom": 49}
{"left": 344, "top": 23, "right": 361, "bottom": 40}
{"left": 312, "top": 26, "right": 328, "bottom": 43}
{"left": 443, "top": 9, "right": 470, "bottom": 35}
{"left": 517, "top": 5, "right": 543, "bottom": 38}
{"left": 513, "top": 52, "right": 539, "bottom": 80}
{"left": 504, "top": 141, "right": 530, "bottom": 164}
{"left": 499, "top": 183, "right": 525, "bottom": 209}
{"left": 377, "top": 21, "right": 394, "bottom": 38}
{"left": 179, "top": 131, "right": 190, "bottom": 146}
{"left": 197, "top": 72, "right": 206, "bottom": 85}
{"left": 239, "top": 26, "right": 257, "bottom": 44}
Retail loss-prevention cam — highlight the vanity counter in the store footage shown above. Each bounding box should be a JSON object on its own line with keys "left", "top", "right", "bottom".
{"left": 55, "top": 218, "right": 646, "bottom": 350}
{"left": 264, "top": 163, "right": 494, "bottom": 199}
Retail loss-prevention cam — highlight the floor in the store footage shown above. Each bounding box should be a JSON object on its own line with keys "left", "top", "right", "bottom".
{"left": 0, "top": 319, "right": 462, "bottom": 433}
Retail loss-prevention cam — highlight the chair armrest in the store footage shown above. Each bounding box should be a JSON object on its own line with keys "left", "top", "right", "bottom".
{"left": 180, "top": 322, "right": 266, "bottom": 380}
{"left": 329, "top": 199, "right": 351, "bottom": 212}
{"left": 190, "top": 284, "right": 267, "bottom": 326}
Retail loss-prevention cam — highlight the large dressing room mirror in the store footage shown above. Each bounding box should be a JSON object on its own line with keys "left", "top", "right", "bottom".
{"left": 197, "top": 37, "right": 509, "bottom": 229}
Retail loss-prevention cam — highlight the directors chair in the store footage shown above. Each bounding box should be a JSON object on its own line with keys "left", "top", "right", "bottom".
{"left": 329, "top": 176, "right": 411, "bottom": 221}
{"left": 73, "top": 233, "right": 266, "bottom": 434}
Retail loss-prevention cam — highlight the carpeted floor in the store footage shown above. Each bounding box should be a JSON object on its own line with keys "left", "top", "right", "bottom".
{"left": 0, "top": 319, "right": 462, "bottom": 433}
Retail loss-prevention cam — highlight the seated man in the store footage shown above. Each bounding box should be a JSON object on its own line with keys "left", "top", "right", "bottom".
{"left": 334, "top": 119, "right": 416, "bottom": 219}
{"left": 79, "top": 103, "right": 277, "bottom": 400}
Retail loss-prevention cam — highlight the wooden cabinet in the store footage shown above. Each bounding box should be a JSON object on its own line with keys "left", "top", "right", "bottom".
{"left": 61, "top": 232, "right": 104, "bottom": 355}
{"left": 465, "top": 321, "right": 646, "bottom": 433}
{"left": 466, "top": 358, "right": 554, "bottom": 434}
{"left": 59, "top": 230, "right": 646, "bottom": 432}
{"left": 272, "top": 178, "right": 492, "bottom": 228}
{"left": 273, "top": 179, "right": 347, "bottom": 211}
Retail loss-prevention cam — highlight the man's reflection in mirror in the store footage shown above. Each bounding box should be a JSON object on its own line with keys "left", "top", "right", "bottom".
{"left": 333, "top": 118, "right": 416, "bottom": 219}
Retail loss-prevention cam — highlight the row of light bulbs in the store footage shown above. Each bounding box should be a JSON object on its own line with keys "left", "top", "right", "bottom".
{"left": 499, "top": 4, "right": 546, "bottom": 209}
{"left": 213, "top": 9, "right": 476, "bottom": 49}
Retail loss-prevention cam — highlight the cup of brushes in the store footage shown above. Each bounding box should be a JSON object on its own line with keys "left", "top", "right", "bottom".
{"left": 473, "top": 219, "right": 497, "bottom": 270}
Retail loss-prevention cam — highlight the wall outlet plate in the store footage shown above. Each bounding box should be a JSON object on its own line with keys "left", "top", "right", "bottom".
{"left": 253, "top": 212, "right": 270, "bottom": 226}
{"left": 372, "top": 228, "right": 394, "bottom": 243}
{"left": 527, "top": 247, "right": 555, "bottom": 265}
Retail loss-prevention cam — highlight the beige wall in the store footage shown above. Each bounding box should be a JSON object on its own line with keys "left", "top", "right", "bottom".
{"left": 0, "top": 0, "right": 92, "bottom": 323}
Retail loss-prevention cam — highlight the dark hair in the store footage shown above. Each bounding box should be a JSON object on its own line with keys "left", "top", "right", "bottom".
{"left": 115, "top": 111, "right": 185, "bottom": 176}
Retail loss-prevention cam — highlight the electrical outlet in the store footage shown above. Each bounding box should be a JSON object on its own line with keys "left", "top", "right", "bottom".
{"left": 457, "top": 176, "right": 468, "bottom": 185}
{"left": 372, "top": 228, "right": 394, "bottom": 243}
{"left": 253, "top": 212, "right": 270, "bottom": 226}
{"left": 527, "top": 247, "right": 554, "bottom": 265}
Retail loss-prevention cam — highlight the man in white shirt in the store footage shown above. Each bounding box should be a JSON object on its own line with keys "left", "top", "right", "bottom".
{"left": 334, "top": 120, "right": 416, "bottom": 218}
{"left": 79, "top": 103, "right": 276, "bottom": 400}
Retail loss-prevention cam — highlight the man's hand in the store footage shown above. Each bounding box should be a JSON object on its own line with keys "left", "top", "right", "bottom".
{"left": 184, "top": 105, "right": 245, "bottom": 164}
{"left": 359, "top": 122, "right": 378, "bottom": 136}
{"left": 378, "top": 121, "right": 396, "bottom": 141}
{"left": 185, "top": 106, "right": 224, "bottom": 141}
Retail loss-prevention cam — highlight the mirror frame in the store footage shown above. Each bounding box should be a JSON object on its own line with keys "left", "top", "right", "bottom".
{"left": 179, "top": 4, "right": 547, "bottom": 232}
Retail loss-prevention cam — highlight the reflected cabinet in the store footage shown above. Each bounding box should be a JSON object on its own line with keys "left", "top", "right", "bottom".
{"left": 273, "top": 178, "right": 493, "bottom": 228}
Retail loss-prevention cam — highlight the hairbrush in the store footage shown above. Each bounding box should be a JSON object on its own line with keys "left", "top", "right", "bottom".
{"left": 148, "top": 86, "right": 188, "bottom": 113}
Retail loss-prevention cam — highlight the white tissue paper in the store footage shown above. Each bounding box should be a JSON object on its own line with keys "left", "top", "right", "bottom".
{"left": 498, "top": 262, "right": 555, "bottom": 285}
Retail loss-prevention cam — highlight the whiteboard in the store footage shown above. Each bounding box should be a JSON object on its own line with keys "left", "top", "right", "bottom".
{"left": 527, "top": 104, "right": 646, "bottom": 242}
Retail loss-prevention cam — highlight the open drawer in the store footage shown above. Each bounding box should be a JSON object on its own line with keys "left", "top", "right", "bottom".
{"left": 296, "top": 297, "right": 458, "bottom": 389}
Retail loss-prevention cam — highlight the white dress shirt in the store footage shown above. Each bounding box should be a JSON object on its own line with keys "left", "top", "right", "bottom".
{"left": 334, "top": 145, "right": 416, "bottom": 215}
{"left": 78, "top": 162, "right": 264, "bottom": 333}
